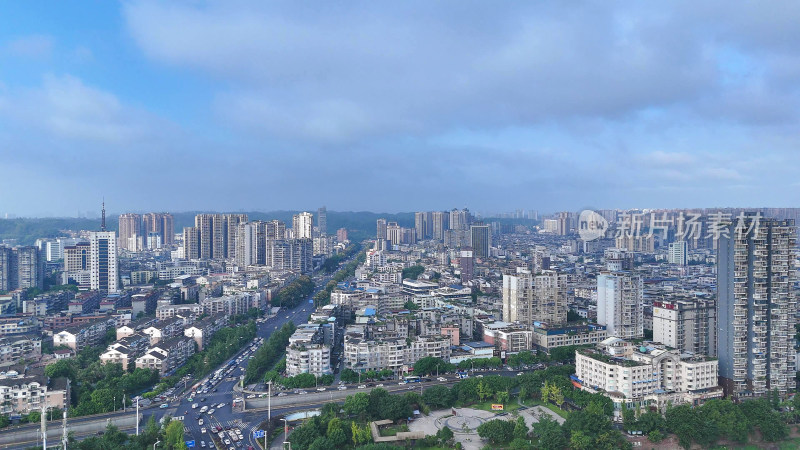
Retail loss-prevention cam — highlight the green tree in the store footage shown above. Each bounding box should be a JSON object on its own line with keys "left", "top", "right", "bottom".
{"left": 351, "top": 422, "right": 372, "bottom": 446}
{"left": 495, "top": 390, "right": 510, "bottom": 405}
{"left": 477, "top": 380, "right": 492, "bottom": 402}
{"left": 326, "top": 418, "right": 348, "bottom": 447}
{"left": 344, "top": 392, "right": 370, "bottom": 417}
{"left": 164, "top": 419, "right": 187, "bottom": 450}
{"left": 569, "top": 430, "right": 592, "bottom": 450}
{"left": 513, "top": 416, "right": 528, "bottom": 440}
{"left": 476, "top": 419, "right": 515, "bottom": 445}
{"left": 436, "top": 425, "right": 454, "bottom": 444}
{"left": 422, "top": 385, "right": 453, "bottom": 409}
{"left": 533, "top": 415, "right": 567, "bottom": 450}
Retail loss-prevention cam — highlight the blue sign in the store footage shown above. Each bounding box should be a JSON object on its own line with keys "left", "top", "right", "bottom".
{"left": 186, "top": 440, "right": 195, "bottom": 448}
{"left": 309, "top": 299, "right": 314, "bottom": 303}
{"left": 253, "top": 430, "right": 265, "bottom": 438}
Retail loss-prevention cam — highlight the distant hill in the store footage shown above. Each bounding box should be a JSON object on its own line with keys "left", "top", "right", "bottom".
{"left": 0, "top": 211, "right": 415, "bottom": 245}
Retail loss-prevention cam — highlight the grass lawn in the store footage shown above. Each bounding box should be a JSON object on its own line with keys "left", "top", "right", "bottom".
{"left": 379, "top": 424, "right": 409, "bottom": 437}
{"left": 467, "top": 401, "right": 522, "bottom": 413}
{"left": 522, "top": 399, "right": 570, "bottom": 419}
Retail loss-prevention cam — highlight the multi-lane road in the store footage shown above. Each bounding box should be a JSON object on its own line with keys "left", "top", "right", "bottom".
{"left": 141, "top": 272, "right": 338, "bottom": 450}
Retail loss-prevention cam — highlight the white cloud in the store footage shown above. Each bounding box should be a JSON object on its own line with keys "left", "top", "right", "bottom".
{"left": 3, "top": 34, "right": 54, "bottom": 59}
{"left": 0, "top": 74, "right": 164, "bottom": 144}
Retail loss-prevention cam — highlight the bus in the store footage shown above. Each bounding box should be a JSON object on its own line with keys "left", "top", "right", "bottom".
{"left": 456, "top": 370, "right": 468, "bottom": 379}
{"left": 404, "top": 376, "right": 421, "bottom": 383}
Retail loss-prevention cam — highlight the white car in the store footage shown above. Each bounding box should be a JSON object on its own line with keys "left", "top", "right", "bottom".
{"left": 198, "top": 419, "right": 204, "bottom": 426}
{"left": 208, "top": 408, "right": 215, "bottom": 415}
{"left": 201, "top": 442, "right": 206, "bottom": 448}
{"left": 192, "top": 403, "right": 199, "bottom": 409}
{"left": 437, "top": 377, "right": 447, "bottom": 382}
{"left": 224, "top": 439, "right": 231, "bottom": 445}
{"left": 398, "top": 381, "right": 406, "bottom": 385}
{"left": 337, "top": 386, "right": 347, "bottom": 391}
{"left": 358, "top": 385, "right": 366, "bottom": 389}
{"left": 201, "top": 428, "right": 206, "bottom": 434}
{"left": 277, "top": 392, "right": 288, "bottom": 396}
{"left": 316, "top": 387, "right": 326, "bottom": 392}
{"left": 376, "top": 384, "right": 384, "bottom": 387}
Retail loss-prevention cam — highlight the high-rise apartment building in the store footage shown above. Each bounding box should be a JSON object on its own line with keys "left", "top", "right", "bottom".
{"left": 118, "top": 213, "right": 142, "bottom": 251}
{"left": 293, "top": 212, "right": 313, "bottom": 239}
{"left": 597, "top": 271, "right": 643, "bottom": 339}
{"left": 336, "top": 228, "right": 348, "bottom": 242}
{"left": 182, "top": 227, "right": 199, "bottom": 260}
{"left": 235, "top": 221, "right": 268, "bottom": 266}
{"left": 668, "top": 240, "right": 688, "bottom": 265}
{"left": 449, "top": 208, "right": 470, "bottom": 231}
{"left": 717, "top": 217, "right": 796, "bottom": 397}
{"left": 502, "top": 268, "right": 533, "bottom": 325}
{"left": 0, "top": 246, "right": 13, "bottom": 292}
{"left": 15, "top": 246, "right": 44, "bottom": 290}
{"left": 432, "top": 211, "right": 449, "bottom": 241}
{"left": 653, "top": 297, "right": 716, "bottom": 356}
{"left": 143, "top": 213, "right": 175, "bottom": 246}
{"left": 317, "top": 206, "right": 327, "bottom": 236}
{"left": 0, "top": 246, "right": 44, "bottom": 291}
{"left": 224, "top": 214, "right": 248, "bottom": 259}
{"left": 376, "top": 218, "right": 387, "bottom": 240}
{"left": 556, "top": 211, "right": 570, "bottom": 235}
{"left": 266, "top": 220, "right": 286, "bottom": 240}
{"left": 415, "top": 212, "right": 432, "bottom": 241}
{"left": 192, "top": 213, "right": 247, "bottom": 260}
{"left": 90, "top": 231, "right": 118, "bottom": 294}
{"left": 268, "top": 239, "right": 313, "bottom": 274}
{"left": 533, "top": 270, "right": 569, "bottom": 325}
{"left": 469, "top": 223, "right": 490, "bottom": 258}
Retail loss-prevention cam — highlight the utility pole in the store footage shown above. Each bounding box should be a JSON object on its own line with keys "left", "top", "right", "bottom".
{"left": 136, "top": 397, "right": 140, "bottom": 436}
{"left": 41, "top": 403, "right": 46, "bottom": 450}
{"left": 267, "top": 381, "right": 272, "bottom": 422}
{"left": 62, "top": 408, "right": 68, "bottom": 450}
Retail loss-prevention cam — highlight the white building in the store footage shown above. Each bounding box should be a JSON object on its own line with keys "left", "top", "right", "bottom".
{"left": 652, "top": 297, "right": 716, "bottom": 356}
{"left": 597, "top": 271, "right": 643, "bottom": 339}
{"left": 286, "top": 344, "right": 331, "bottom": 377}
{"left": 575, "top": 338, "right": 721, "bottom": 411}
{"left": 667, "top": 241, "right": 688, "bottom": 266}
{"left": 502, "top": 268, "right": 532, "bottom": 324}
{"left": 293, "top": 212, "right": 313, "bottom": 239}
{"left": 90, "top": 231, "right": 118, "bottom": 294}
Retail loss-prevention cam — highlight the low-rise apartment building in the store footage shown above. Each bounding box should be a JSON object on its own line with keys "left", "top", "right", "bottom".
{"left": 135, "top": 336, "right": 196, "bottom": 376}
{"left": 574, "top": 337, "right": 721, "bottom": 412}
{"left": 0, "top": 371, "right": 70, "bottom": 415}
{"left": 53, "top": 318, "right": 111, "bottom": 351}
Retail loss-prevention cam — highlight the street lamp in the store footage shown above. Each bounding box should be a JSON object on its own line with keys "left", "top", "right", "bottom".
{"left": 153, "top": 439, "right": 160, "bottom": 450}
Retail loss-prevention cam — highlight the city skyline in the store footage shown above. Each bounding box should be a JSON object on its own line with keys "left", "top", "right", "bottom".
{"left": 3, "top": 2, "right": 800, "bottom": 215}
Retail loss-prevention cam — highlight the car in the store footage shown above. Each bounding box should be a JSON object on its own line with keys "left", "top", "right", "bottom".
{"left": 201, "top": 428, "right": 207, "bottom": 434}
{"left": 246, "top": 394, "right": 256, "bottom": 399}
{"left": 277, "top": 392, "right": 288, "bottom": 396}
{"left": 236, "top": 442, "right": 243, "bottom": 448}
{"left": 517, "top": 372, "right": 524, "bottom": 376}
{"left": 225, "top": 426, "right": 231, "bottom": 430}
{"left": 337, "top": 386, "right": 346, "bottom": 391}
{"left": 298, "top": 390, "right": 308, "bottom": 395}
{"left": 160, "top": 403, "right": 169, "bottom": 409}
{"left": 218, "top": 403, "right": 225, "bottom": 408}
{"left": 224, "top": 439, "right": 231, "bottom": 445}
{"left": 437, "top": 377, "right": 446, "bottom": 382}
{"left": 398, "top": 381, "right": 406, "bottom": 385}
{"left": 285, "top": 316, "right": 290, "bottom": 319}
{"left": 316, "top": 387, "right": 326, "bottom": 392}
{"left": 192, "top": 403, "right": 199, "bottom": 409}
{"left": 208, "top": 408, "right": 215, "bottom": 414}
{"left": 376, "top": 384, "right": 384, "bottom": 387}
{"left": 187, "top": 398, "right": 194, "bottom": 402}
{"left": 477, "top": 375, "right": 484, "bottom": 378}
{"left": 201, "top": 397, "right": 207, "bottom": 402}
{"left": 213, "top": 388, "right": 218, "bottom": 392}
{"left": 201, "top": 442, "right": 206, "bottom": 448}
{"left": 358, "top": 385, "right": 366, "bottom": 389}
{"left": 198, "top": 419, "right": 204, "bottom": 426}
{"left": 231, "top": 435, "right": 238, "bottom": 442}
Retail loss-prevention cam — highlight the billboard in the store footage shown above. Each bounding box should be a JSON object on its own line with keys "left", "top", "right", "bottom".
{"left": 491, "top": 404, "right": 504, "bottom": 411}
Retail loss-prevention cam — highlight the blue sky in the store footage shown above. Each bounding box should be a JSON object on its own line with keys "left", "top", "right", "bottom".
{"left": 2, "top": 1, "right": 800, "bottom": 217}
